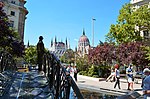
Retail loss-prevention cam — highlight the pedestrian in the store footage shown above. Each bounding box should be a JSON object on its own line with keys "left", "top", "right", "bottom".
{"left": 37, "top": 36, "right": 45, "bottom": 72}
{"left": 142, "top": 68, "right": 150, "bottom": 99}
{"left": 126, "top": 64, "right": 134, "bottom": 90}
{"left": 66, "top": 65, "right": 72, "bottom": 73}
{"left": 114, "top": 64, "right": 121, "bottom": 89}
{"left": 106, "top": 68, "right": 115, "bottom": 82}
{"left": 73, "top": 66, "right": 78, "bottom": 82}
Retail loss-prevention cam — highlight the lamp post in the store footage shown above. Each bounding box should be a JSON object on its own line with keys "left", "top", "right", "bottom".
{"left": 74, "top": 39, "right": 78, "bottom": 66}
{"left": 92, "top": 18, "right": 96, "bottom": 47}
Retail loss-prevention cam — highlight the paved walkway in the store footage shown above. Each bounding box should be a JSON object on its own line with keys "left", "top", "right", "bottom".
{"left": 75, "top": 74, "right": 143, "bottom": 98}
{"left": 1, "top": 71, "right": 52, "bottom": 98}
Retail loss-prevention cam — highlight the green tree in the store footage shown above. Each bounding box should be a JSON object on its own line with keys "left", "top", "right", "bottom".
{"left": 24, "top": 45, "right": 37, "bottom": 65}
{"left": 76, "top": 55, "right": 89, "bottom": 72}
{"left": 0, "top": 4, "right": 22, "bottom": 56}
{"left": 145, "top": 46, "right": 150, "bottom": 66}
{"left": 60, "top": 49, "right": 75, "bottom": 65}
{"left": 106, "top": 4, "right": 150, "bottom": 44}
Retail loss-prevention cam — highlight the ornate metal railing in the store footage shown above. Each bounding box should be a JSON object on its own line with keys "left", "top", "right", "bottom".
{"left": 0, "top": 51, "right": 17, "bottom": 72}
{"left": 0, "top": 50, "right": 17, "bottom": 96}
{"left": 43, "top": 52, "right": 84, "bottom": 99}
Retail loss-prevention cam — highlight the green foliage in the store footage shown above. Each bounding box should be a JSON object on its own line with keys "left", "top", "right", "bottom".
{"left": 0, "top": 6, "right": 22, "bottom": 57}
{"left": 76, "top": 55, "right": 89, "bottom": 72}
{"left": 78, "top": 71, "right": 88, "bottom": 76}
{"left": 106, "top": 4, "right": 150, "bottom": 44}
{"left": 60, "top": 49, "right": 75, "bottom": 64}
{"left": 87, "top": 65, "right": 98, "bottom": 77}
{"left": 92, "top": 75, "right": 99, "bottom": 78}
{"left": 144, "top": 46, "right": 150, "bottom": 66}
{"left": 24, "top": 45, "right": 37, "bottom": 64}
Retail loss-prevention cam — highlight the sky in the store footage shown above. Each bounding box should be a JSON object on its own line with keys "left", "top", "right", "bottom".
{"left": 24, "top": 0, "right": 130, "bottom": 50}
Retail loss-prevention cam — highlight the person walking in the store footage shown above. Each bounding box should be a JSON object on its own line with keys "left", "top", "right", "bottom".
{"left": 66, "top": 65, "right": 72, "bottom": 73}
{"left": 114, "top": 64, "right": 121, "bottom": 89}
{"left": 73, "top": 66, "right": 78, "bottom": 82}
{"left": 126, "top": 64, "right": 134, "bottom": 90}
{"left": 142, "top": 68, "right": 150, "bottom": 99}
{"left": 106, "top": 68, "right": 115, "bottom": 82}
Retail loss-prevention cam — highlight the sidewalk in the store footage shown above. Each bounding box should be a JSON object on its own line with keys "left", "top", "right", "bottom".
{"left": 75, "top": 74, "right": 143, "bottom": 97}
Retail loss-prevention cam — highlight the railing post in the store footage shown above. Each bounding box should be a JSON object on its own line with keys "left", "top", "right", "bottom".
{"left": 66, "top": 73, "right": 71, "bottom": 99}
{"left": 43, "top": 54, "right": 46, "bottom": 74}
{"left": 45, "top": 53, "right": 83, "bottom": 99}
{"left": 70, "top": 77, "right": 84, "bottom": 99}
{"left": 47, "top": 55, "right": 50, "bottom": 77}
{"left": 0, "top": 53, "right": 2, "bottom": 72}
{"left": 49, "top": 54, "right": 54, "bottom": 89}
{"left": 1, "top": 53, "right": 4, "bottom": 72}
{"left": 56, "top": 62, "right": 61, "bottom": 99}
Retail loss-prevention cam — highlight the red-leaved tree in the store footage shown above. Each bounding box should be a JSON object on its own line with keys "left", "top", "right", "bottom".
{"left": 88, "top": 42, "right": 116, "bottom": 67}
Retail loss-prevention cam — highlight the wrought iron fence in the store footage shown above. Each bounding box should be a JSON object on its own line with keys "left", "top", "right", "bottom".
{"left": 0, "top": 50, "right": 83, "bottom": 98}
{"left": 43, "top": 52, "right": 84, "bottom": 99}
{"left": 0, "top": 50, "right": 17, "bottom": 96}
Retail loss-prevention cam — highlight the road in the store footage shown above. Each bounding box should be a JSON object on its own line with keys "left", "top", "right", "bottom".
{"left": 74, "top": 74, "right": 143, "bottom": 98}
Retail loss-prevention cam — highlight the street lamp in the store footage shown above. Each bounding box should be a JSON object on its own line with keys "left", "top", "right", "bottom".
{"left": 92, "top": 18, "right": 96, "bottom": 47}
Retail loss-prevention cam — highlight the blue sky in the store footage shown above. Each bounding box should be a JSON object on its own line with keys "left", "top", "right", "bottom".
{"left": 24, "top": 0, "right": 130, "bottom": 50}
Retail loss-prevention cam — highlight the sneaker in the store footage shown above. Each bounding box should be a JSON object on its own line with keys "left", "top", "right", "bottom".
{"left": 127, "top": 88, "right": 131, "bottom": 91}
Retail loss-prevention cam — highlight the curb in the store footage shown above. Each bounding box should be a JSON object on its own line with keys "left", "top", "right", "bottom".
{"left": 77, "top": 75, "right": 142, "bottom": 84}
{"left": 78, "top": 75, "right": 103, "bottom": 82}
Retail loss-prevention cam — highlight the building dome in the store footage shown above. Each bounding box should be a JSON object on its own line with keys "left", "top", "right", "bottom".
{"left": 78, "top": 29, "right": 90, "bottom": 56}
{"left": 79, "top": 35, "right": 89, "bottom": 43}
{"left": 79, "top": 30, "right": 90, "bottom": 43}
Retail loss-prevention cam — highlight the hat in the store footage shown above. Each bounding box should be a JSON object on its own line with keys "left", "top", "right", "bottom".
{"left": 143, "top": 68, "right": 150, "bottom": 73}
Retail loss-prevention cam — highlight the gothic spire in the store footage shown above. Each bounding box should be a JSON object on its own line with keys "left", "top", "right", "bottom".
{"left": 68, "top": 38, "right": 70, "bottom": 49}
{"left": 66, "top": 37, "right": 68, "bottom": 46}
{"left": 55, "top": 36, "right": 57, "bottom": 43}
{"left": 51, "top": 38, "right": 53, "bottom": 47}
{"left": 75, "top": 46, "right": 77, "bottom": 52}
{"left": 27, "top": 40, "right": 29, "bottom": 48}
{"left": 83, "top": 28, "right": 85, "bottom": 35}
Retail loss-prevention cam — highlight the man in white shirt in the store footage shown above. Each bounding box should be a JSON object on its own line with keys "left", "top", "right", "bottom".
{"left": 126, "top": 64, "right": 134, "bottom": 90}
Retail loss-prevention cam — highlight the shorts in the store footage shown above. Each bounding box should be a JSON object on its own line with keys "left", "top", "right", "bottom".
{"left": 127, "top": 78, "right": 133, "bottom": 83}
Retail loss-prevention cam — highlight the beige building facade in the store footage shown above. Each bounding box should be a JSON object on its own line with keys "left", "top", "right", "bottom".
{"left": 2, "top": 0, "right": 28, "bottom": 42}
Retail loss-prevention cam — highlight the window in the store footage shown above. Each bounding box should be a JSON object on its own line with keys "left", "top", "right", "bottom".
{"left": 144, "top": 30, "right": 150, "bottom": 41}
{"left": 11, "top": 1, "right": 15, "bottom": 4}
{"left": 143, "top": 30, "right": 149, "bottom": 37}
{"left": 9, "top": 21, "right": 14, "bottom": 27}
{"left": 10, "top": 11, "right": 15, "bottom": 16}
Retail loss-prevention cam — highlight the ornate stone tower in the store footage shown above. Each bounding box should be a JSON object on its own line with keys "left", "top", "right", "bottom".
{"left": 78, "top": 29, "right": 90, "bottom": 56}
